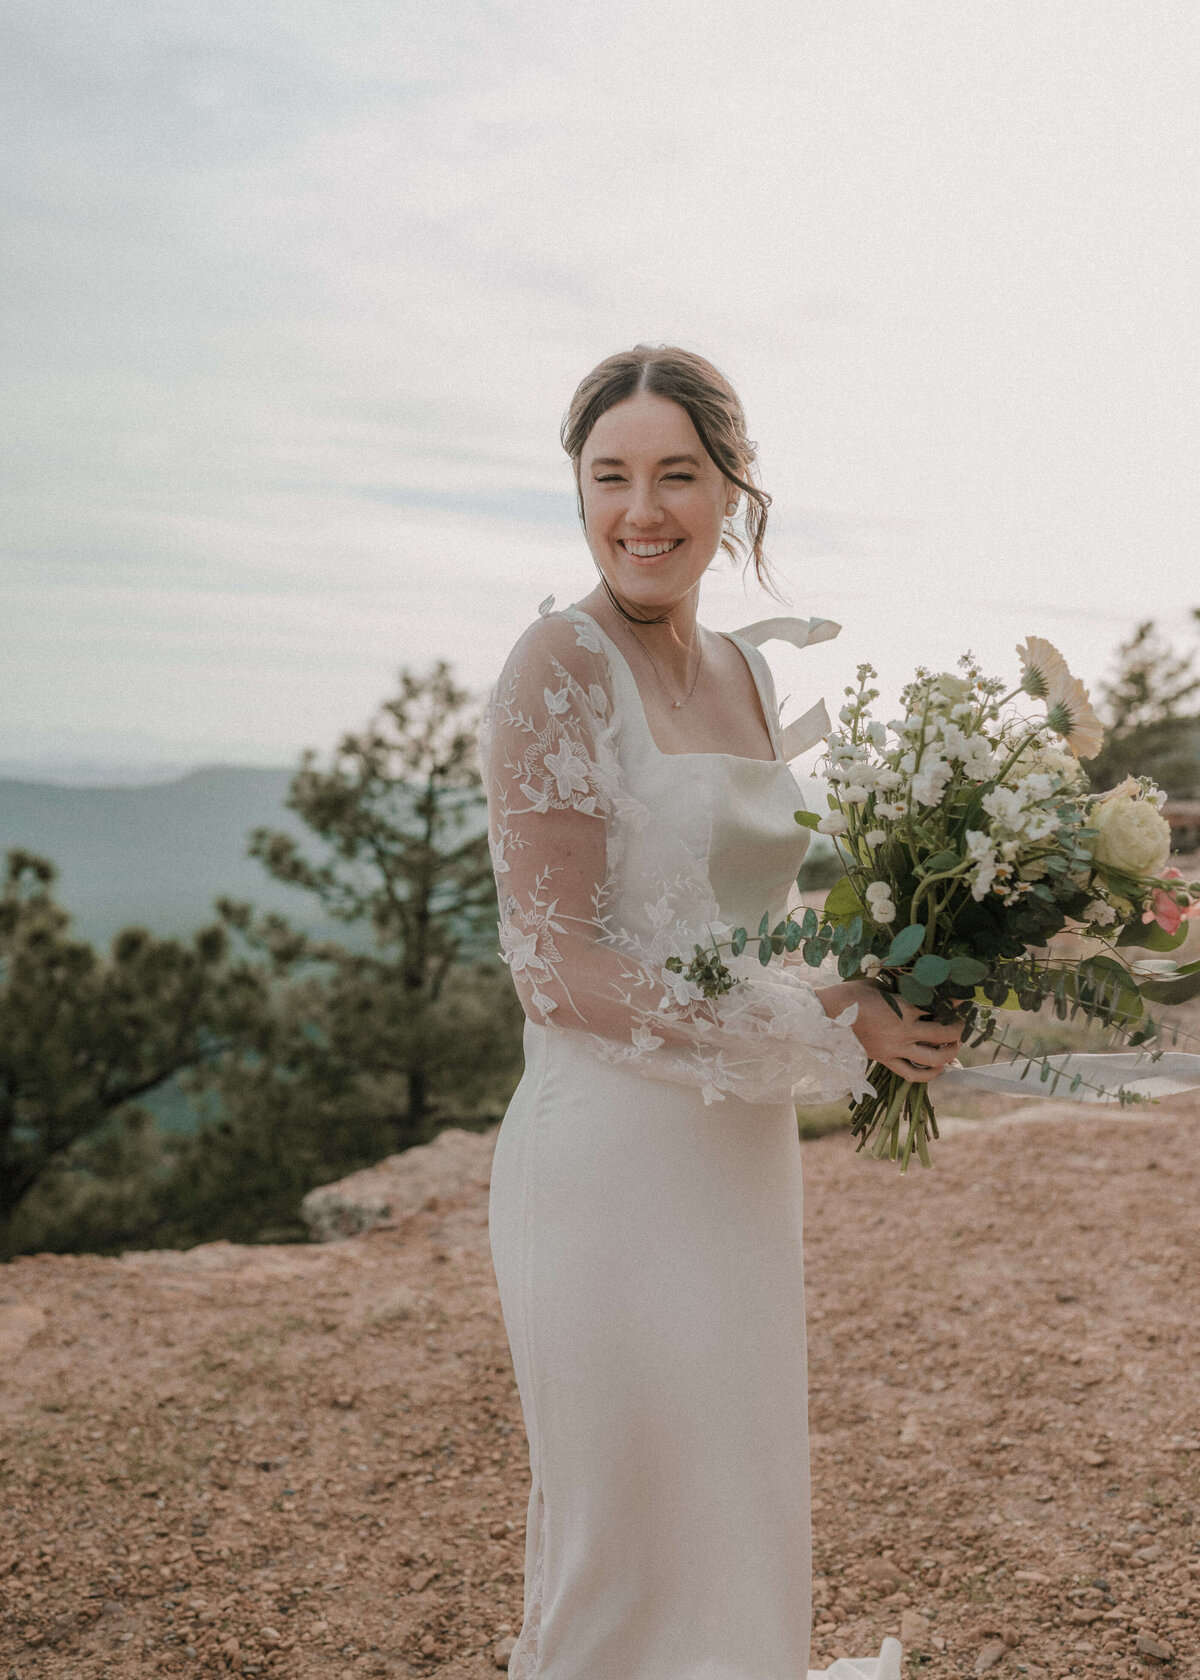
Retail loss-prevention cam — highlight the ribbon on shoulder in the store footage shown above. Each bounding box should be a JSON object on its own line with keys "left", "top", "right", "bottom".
{"left": 731, "top": 615, "right": 842, "bottom": 761}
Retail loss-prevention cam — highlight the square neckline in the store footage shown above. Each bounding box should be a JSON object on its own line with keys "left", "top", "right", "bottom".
{"left": 566, "top": 605, "right": 784, "bottom": 767}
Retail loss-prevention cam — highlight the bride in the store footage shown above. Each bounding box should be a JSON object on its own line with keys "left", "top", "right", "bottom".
{"left": 481, "top": 345, "right": 962, "bottom": 1679}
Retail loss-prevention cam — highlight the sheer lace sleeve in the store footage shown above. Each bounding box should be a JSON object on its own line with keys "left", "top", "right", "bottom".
{"left": 480, "top": 609, "right": 871, "bottom": 1106}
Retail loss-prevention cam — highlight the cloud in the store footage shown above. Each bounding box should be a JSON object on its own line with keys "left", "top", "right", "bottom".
{"left": 2, "top": 0, "right": 1199, "bottom": 767}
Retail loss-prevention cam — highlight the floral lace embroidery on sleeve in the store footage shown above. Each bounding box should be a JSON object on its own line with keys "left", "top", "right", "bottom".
{"left": 481, "top": 609, "right": 871, "bottom": 1106}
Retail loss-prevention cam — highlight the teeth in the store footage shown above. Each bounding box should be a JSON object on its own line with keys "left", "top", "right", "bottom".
{"left": 622, "top": 540, "right": 681, "bottom": 558}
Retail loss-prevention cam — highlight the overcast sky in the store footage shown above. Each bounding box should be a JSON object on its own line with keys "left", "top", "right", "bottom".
{"left": 3, "top": 1, "right": 1199, "bottom": 778}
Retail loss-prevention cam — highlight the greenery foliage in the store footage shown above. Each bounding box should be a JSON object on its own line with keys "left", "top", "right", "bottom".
{"left": 2, "top": 665, "right": 523, "bottom": 1260}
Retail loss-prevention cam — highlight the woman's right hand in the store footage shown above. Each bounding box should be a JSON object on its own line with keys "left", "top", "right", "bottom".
{"left": 817, "top": 980, "right": 963, "bottom": 1082}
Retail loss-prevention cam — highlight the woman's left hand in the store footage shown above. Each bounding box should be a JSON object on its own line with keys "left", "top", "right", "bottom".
{"left": 816, "top": 979, "right": 964, "bottom": 1081}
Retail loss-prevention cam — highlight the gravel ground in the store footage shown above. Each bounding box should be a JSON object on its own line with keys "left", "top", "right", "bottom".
{"left": 1, "top": 1096, "right": 1198, "bottom": 1680}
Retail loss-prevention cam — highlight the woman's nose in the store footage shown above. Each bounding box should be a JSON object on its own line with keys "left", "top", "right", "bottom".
{"left": 625, "top": 481, "right": 664, "bottom": 527}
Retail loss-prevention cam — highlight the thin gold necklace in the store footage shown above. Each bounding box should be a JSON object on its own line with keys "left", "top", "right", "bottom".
{"left": 627, "top": 622, "right": 704, "bottom": 709}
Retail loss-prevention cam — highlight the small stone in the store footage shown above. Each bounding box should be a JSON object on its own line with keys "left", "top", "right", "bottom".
{"left": 409, "top": 1568, "right": 438, "bottom": 1592}
{"left": 900, "top": 1609, "right": 930, "bottom": 1648}
{"left": 974, "top": 1639, "right": 1007, "bottom": 1674}
{"left": 1069, "top": 1608, "right": 1101, "bottom": 1624}
{"left": 1082, "top": 1450, "right": 1109, "bottom": 1466}
{"left": 1135, "top": 1633, "right": 1174, "bottom": 1663}
{"left": 489, "top": 1521, "right": 509, "bottom": 1539}
{"left": 259, "top": 1627, "right": 282, "bottom": 1647}
{"left": 863, "top": 1557, "right": 904, "bottom": 1588}
{"left": 493, "top": 1635, "right": 517, "bottom": 1667}
{"left": 419, "top": 1635, "right": 436, "bottom": 1656}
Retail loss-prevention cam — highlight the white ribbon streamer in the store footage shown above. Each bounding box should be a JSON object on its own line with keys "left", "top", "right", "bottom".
{"left": 939, "top": 1051, "right": 1200, "bottom": 1104}
{"left": 731, "top": 615, "right": 842, "bottom": 761}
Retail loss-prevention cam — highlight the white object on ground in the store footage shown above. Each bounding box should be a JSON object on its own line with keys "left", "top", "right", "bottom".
{"left": 809, "top": 1636, "right": 903, "bottom": 1679}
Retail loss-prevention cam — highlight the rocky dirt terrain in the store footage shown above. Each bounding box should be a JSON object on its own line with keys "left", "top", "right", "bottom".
{"left": 2, "top": 1097, "right": 1198, "bottom": 1680}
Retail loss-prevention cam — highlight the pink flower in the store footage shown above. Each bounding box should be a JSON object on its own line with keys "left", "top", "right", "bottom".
{"left": 1143, "top": 888, "right": 1183, "bottom": 934}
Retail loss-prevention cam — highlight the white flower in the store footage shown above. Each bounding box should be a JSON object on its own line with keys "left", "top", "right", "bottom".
{"left": 630, "top": 1023, "right": 665, "bottom": 1053}
{"left": 838, "top": 704, "right": 855, "bottom": 723}
{"left": 501, "top": 926, "right": 543, "bottom": 972}
{"left": 1083, "top": 899, "right": 1118, "bottom": 927}
{"left": 542, "top": 740, "right": 591, "bottom": 802}
{"left": 872, "top": 898, "right": 897, "bottom": 924}
{"left": 860, "top": 954, "right": 883, "bottom": 978}
{"left": 488, "top": 831, "right": 511, "bottom": 874}
{"left": 876, "top": 801, "right": 906, "bottom": 821}
{"left": 912, "top": 757, "right": 953, "bottom": 806}
{"left": 660, "top": 967, "right": 704, "bottom": 1008}
{"left": 866, "top": 721, "right": 888, "bottom": 749}
{"left": 1004, "top": 738, "right": 1084, "bottom": 791}
{"left": 817, "top": 812, "right": 849, "bottom": 835}
{"left": 841, "top": 785, "right": 870, "bottom": 805}
{"left": 981, "top": 786, "right": 1024, "bottom": 827}
{"left": 1088, "top": 794, "right": 1172, "bottom": 878}
{"left": 865, "top": 881, "right": 892, "bottom": 904}
{"left": 965, "top": 829, "right": 999, "bottom": 901}
{"left": 644, "top": 895, "right": 675, "bottom": 930}
{"left": 875, "top": 767, "right": 902, "bottom": 791}
{"left": 865, "top": 829, "right": 887, "bottom": 846}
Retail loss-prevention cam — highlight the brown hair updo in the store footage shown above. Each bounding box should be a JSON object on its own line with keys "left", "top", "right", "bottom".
{"left": 560, "top": 344, "right": 780, "bottom": 598}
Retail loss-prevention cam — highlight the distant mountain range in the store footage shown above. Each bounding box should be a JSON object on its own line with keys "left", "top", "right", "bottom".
{"left": 0, "top": 765, "right": 392, "bottom": 953}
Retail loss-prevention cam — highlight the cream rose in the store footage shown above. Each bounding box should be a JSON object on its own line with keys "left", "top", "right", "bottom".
{"left": 1089, "top": 794, "right": 1172, "bottom": 878}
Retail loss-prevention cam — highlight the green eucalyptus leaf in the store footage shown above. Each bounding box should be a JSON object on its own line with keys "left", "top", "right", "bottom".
{"left": 1138, "top": 960, "right": 1200, "bottom": 1004}
{"left": 884, "top": 923, "right": 925, "bottom": 966}
{"left": 897, "top": 973, "right": 933, "bottom": 1006}
{"left": 912, "top": 953, "right": 951, "bottom": 986}
{"left": 784, "top": 920, "right": 801, "bottom": 951}
{"left": 847, "top": 914, "right": 863, "bottom": 947}
{"left": 920, "top": 849, "right": 960, "bottom": 875}
{"left": 823, "top": 876, "right": 864, "bottom": 924}
{"left": 794, "top": 810, "right": 822, "bottom": 830}
{"left": 948, "top": 955, "right": 989, "bottom": 986}
{"left": 837, "top": 945, "right": 862, "bottom": 979}
{"left": 803, "top": 941, "right": 824, "bottom": 968}
{"left": 757, "top": 911, "right": 770, "bottom": 938}
{"left": 731, "top": 927, "right": 747, "bottom": 956}
{"left": 758, "top": 936, "right": 773, "bottom": 967}
{"left": 801, "top": 907, "right": 818, "bottom": 938}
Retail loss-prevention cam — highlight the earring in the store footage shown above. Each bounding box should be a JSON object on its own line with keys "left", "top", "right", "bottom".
{"left": 725, "top": 502, "right": 737, "bottom": 517}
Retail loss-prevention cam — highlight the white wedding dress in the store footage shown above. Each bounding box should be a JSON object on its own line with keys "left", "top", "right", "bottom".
{"left": 481, "top": 599, "right": 903, "bottom": 1680}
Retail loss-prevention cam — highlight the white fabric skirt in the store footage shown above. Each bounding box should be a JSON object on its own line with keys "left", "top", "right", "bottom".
{"left": 489, "top": 1020, "right": 901, "bottom": 1680}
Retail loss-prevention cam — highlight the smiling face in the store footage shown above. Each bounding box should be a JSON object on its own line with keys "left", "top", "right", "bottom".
{"left": 578, "top": 390, "right": 734, "bottom": 612}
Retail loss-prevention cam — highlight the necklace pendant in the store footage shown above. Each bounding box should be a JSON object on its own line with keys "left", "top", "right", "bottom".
{"left": 674, "top": 699, "right": 682, "bottom": 708}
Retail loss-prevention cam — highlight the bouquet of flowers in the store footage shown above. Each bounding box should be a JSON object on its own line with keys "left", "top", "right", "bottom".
{"left": 667, "top": 637, "right": 1200, "bottom": 1170}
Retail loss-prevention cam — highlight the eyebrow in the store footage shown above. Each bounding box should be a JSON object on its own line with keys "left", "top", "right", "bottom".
{"left": 589, "top": 453, "right": 703, "bottom": 468}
